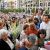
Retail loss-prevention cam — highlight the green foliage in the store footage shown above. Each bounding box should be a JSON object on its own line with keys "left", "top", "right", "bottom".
{"left": 0, "top": 8, "right": 25, "bottom": 13}
{"left": 45, "top": 9, "right": 49, "bottom": 14}
{"left": 32, "top": 8, "right": 35, "bottom": 13}
{"left": 0, "top": 0, "right": 1, "bottom": 2}
{"left": 22, "top": 9, "right": 25, "bottom": 12}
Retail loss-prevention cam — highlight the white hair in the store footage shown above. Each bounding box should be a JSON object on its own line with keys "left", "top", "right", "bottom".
{"left": 0, "top": 29, "right": 9, "bottom": 39}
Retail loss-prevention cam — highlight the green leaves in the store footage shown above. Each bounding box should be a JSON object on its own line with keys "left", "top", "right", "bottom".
{"left": 0, "top": 8, "right": 25, "bottom": 13}
{"left": 32, "top": 8, "right": 35, "bottom": 13}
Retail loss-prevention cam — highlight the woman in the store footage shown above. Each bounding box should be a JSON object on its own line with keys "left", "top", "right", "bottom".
{"left": 0, "top": 29, "right": 15, "bottom": 50}
{"left": 20, "top": 24, "right": 29, "bottom": 50}
{"left": 20, "top": 24, "right": 38, "bottom": 50}
{"left": 37, "top": 29, "right": 46, "bottom": 47}
{"left": 29, "top": 23, "right": 38, "bottom": 35}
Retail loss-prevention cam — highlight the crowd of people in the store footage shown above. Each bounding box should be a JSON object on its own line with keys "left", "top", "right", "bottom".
{"left": 0, "top": 8, "right": 50, "bottom": 50}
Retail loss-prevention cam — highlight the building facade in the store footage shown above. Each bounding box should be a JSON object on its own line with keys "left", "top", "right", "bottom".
{"left": 23, "top": 0, "right": 50, "bottom": 14}
{"left": 0, "top": 0, "right": 50, "bottom": 14}
{"left": 0, "top": 0, "right": 20, "bottom": 9}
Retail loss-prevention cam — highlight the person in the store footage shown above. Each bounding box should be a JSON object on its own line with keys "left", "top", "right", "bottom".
{"left": 20, "top": 24, "right": 29, "bottom": 44}
{"left": 0, "top": 29, "right": 15, "bottom": 50}
{"left": 16, "top": 39, "right": 28, "bottom": 50}
{"left": 28, "top": 18, "right": 34, "bottom": 24}
{"left": 20, "top": 24, "right": 29, "bottom": 41}
{"left": 34, "top": 8, "right": 43, "bottom": 23}
{"left": 20, "top": 24, "right": 29, "bottom": 50}
{"left": 40, "top": 14, "right": 50, "bottom": 39}
{"left": 0, "top": 19, "right": 5, "bottom": 29}
{"left": 25, "top": 34, "right": 38, "bottom": 50}
{"left": 20, "top": 23, "right": 38, "bottom": 50}
{"left": 29, "top": 23, "right": 38, "bottom": 35}
{"left": 10, "top": 17, "right": 20, "bottom": 40}
{"left": 16, "top": 39, "right": 20, "bottom": 50}
{"left": 34, "top": 18, "right": 40, "bottom": 29}
{"left": 37, "top": 29, "right": 46, "bottom": 47}
{"left": 0, "top": 19, "right": 14, "bottom": 42}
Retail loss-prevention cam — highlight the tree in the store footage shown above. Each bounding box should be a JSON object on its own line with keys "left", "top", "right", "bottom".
{"left": 45, "top": 9, "right": 49, "bottom": 14}
{"left": 0, "top": 8, "right": 25, "bottom": 13}
{"left": 32, "top": 8, "right": 35, "bottom": 13}
{"left": 0, "top": 0, "right": 1, "bottom": 2}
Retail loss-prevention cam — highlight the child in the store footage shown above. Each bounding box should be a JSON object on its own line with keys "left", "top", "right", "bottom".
{"left": 37, "top": 29, "right": 46, "bottom": 47}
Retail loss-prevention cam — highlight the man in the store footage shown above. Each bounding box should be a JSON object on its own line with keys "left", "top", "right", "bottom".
{"left": 40, "top": 14, "right": 50, "bottom": 39}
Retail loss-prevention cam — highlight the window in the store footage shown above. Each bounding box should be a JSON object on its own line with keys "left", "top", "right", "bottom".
{"left": 40, "top": 3, "right": 43, "bottom": 6}
{"left": 31, "top": 1, "right": 32, "bottom": 2}
{"left": 48, "top": 2, "right": 50, "bottom": 6}
{"left": 26, "top": 5, "right": 27, "bottom": 7}
{"left": 31, "top": 4, "right": 32, "bottom": 6}
{"left": 28, "top": 5, "right": 30, "bottom": 7}
{"left": 28, "top": 1, "right": 30, "bottom": 3}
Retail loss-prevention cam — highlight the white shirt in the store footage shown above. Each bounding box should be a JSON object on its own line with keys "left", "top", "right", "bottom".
{"left": 39, "top": 48, "right": 47, "bottom": 50}
{"left": 40, "top": 21, "right": 50, "bottom": 39}
{"left": 20, "top": 30, "right": 28, "bottom": 40}
{"left": 40, "top": 21, "right": 50, "bottom": 29}
{"left": 20, "top": 30, "right": 28, "bottom": 46}
{"left": 6, "top": 38, "right": 14, "bottom": 50}
{"left": 16, "top": 39, "right": 20, "bottom": 45}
